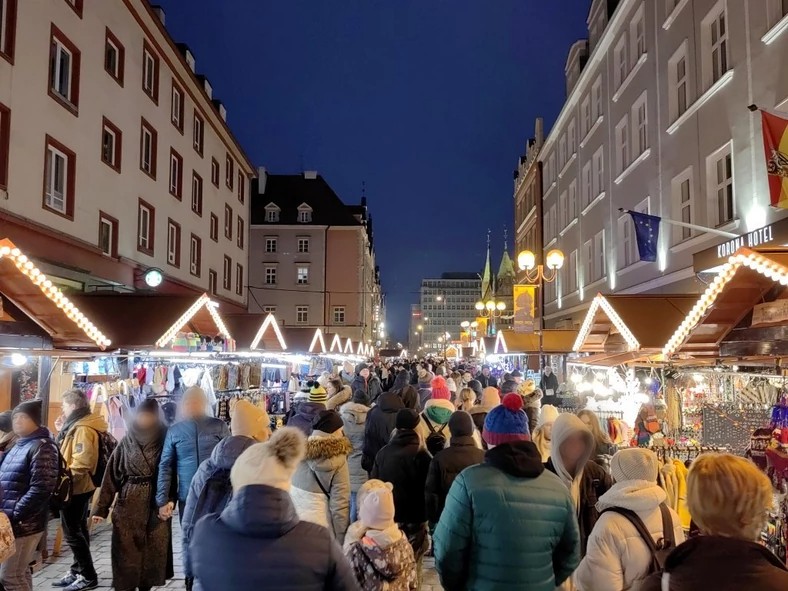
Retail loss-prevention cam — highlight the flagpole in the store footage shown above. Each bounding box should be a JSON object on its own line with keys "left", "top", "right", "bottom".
{"left": 618, "top": 208, "right": 739, "bottom": 239}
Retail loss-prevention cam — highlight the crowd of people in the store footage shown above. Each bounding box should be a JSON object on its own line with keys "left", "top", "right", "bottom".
{"left": 0, "top": 359, "right": 786, "bottom": 591}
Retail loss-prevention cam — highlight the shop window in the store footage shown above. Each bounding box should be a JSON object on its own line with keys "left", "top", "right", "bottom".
{"left": 104, "top": 28, "right": 124, "bottom": 85}
{"left": 137, "top": 198, "right": 155, "bottom": 255}
{"left": 98, "top": 212, "right": 118, "bottom": 257}
{"left": 101, "top": 117, "right": 122, "bottom": 172}
{"left": 49, "top": 25, "right": 81, "bottom": 113}
{"left": 142, "top": 40, "right": 159, "bottom": 103}
{"left": 43, "top": 136, "right": 75, "bottom": 219}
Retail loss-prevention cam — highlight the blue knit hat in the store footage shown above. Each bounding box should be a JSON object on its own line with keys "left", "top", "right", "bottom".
{"left": 483, "top": 393, "right": 530, "bottom": 446}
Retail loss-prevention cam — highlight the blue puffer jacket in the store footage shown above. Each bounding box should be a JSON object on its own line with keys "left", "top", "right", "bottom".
{"left": 181, "top": 435, "right": 255, "bottom": 578}
{"left": 156, "top": 417, "right": 230, "bottom": 506}
{"left": 0, "top": 427, "right": 59, "bottom": 537}
{"left": 191, "top": 484, "right": 359, "bottom": 591}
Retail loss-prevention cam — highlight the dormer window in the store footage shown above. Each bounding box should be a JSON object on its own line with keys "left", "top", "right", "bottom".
{"left": 297, "top": 203, "right": 313, "bottom": 224}
{"left": 265, "top": 202, "right": 280, "bottom": 223}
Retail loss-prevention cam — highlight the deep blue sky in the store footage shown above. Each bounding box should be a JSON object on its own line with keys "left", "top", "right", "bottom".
{"left": 158, "top": 0, "right": 590, "bottom": 341}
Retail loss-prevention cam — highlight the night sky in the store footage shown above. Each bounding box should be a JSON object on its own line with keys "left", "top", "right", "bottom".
{"left": 158, "top": 0, "right": 590, "bottom": 341}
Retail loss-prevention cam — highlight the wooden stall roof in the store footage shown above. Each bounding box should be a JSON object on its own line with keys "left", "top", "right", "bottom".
{"left": 569, "top": 351, "right": 660, "bottom": 368}
{"left": 497, "top": 329, "right": 578, "bottom": 354}
{"left": 573, "top": 294, "right": 696, "bottom": 353}
{"left": 72, "top": 293, "right": 230, "bottom": 350}
{"left": 663, "top": 247, "right": 788, "bottom": 358}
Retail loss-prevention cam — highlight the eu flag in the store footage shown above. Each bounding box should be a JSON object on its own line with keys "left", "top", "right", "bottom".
{"left": 630, "top": 211, "right": 660, "bottom": 262}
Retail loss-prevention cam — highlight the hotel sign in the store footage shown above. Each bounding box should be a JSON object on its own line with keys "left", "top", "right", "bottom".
{"left": 715, "top": 225, "right": 774, "bottom": 258}
{"left": 694, "top": 218, "right": 788, "bottom": 273}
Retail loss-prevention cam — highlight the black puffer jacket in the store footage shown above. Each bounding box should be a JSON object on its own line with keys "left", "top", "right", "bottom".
{"left": 351, "top": 374, "right": 383, "bottom": 404}
{"left": 425, "top": 435, "right": 485, "bottom": 523}
{"left": 639, "top": 535, "right": 788, "bottom": 591}
{"left": 371, "top": 430, "right": 431, "bottom": 524}
{"left": 191, "top": 484, "right": 358, "bottom": 591}
{"left": 362, "top": 391, "right": 404, "bottom": 472}
{"left": 0, "top": 426, "right": 59, "bottom": 537}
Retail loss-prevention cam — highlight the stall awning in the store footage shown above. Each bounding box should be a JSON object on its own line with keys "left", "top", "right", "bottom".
{"left": 573, "top": 294, "right": 696, "bottom": 353}
{"left": 224, "top": 314, "right": 288, "bottom": 352}
{"left": 72, "top": 293, "right": 231, "bottom": 350}
{"left": 496, "top": 329, "right": 578, "bottom": 354}
{"left": 568, "top": 351, "right": 660, "bottom": 367}
{"left": 663, "top": 247, "right": 788, "bottom": 358}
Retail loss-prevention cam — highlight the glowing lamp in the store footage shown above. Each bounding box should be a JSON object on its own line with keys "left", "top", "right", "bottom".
{"left": 546, "top": 249, "right": 565, "bottom": 270}
{"left": 485, "top": 301, "right": 496, "bottom": 312}
{"left": 496, "top": 301, "right": 506, "bottom": 311}
{"left": 144, "top": 268, "right": 164, "bottom": 288}
{"left": 475, "top": 301, "right": 485, "bottom": 311}
{"left": 517, "top": 250, "right": 536, "bottom": 271}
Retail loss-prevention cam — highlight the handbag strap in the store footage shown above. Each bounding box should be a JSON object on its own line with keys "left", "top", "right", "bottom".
{"left": 603, "top": 506, "right": 659, "bottom": 556}
{"left": 423, "top": 415, "right": 447, "bottom": 434}
{"left": 312, "top": 470, "right": 332, "bottom": 498}
{"left": 658, "top": 503, "right": 675, "bottom": 547}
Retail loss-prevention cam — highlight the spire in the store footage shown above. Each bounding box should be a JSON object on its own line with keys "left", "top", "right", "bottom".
{"left": 481, "top": 230, "right": 492, "bottom": 299}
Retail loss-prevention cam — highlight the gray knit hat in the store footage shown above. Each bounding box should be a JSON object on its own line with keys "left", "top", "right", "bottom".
{"left": 611, "top": 448, "right": 659, "bottom": 483}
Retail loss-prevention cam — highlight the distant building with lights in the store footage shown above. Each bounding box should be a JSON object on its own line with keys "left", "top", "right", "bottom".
{"left": 515, "top": 0, "right": 788, "bottom": 328}
{"left": 419, "top": 273, "right": 481, "bottom": 351}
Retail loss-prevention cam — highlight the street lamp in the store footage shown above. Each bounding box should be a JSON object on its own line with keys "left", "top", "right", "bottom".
{"left": 474, "top": 299, "right": 507, "bottom": 336}
{"left": 518, "top": 248, "right": 564, "bottom": 373}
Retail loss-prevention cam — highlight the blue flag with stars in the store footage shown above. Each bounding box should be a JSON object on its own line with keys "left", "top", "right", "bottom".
{"left": 630, "top": 211, "right": 660, "bottom": 262}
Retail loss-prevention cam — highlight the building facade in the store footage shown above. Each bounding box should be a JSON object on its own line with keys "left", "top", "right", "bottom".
{"left": 419, "top": 273, "right": 481, "bottom": 351}
{"left": 409, "top": 303, "right": 422, "bottom": 352}
{"left": 0, "top": 0, "right": 254, "bottom": 307}
{"left": 534, "top": 0, "right": 788, "bottom": 328}
{"left": 248, "top": 170, "right": 382, "bottom": 343}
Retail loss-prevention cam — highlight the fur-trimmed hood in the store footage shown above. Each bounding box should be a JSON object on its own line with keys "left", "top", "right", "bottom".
{"left": 339, "top": 402, "right": 369, "bottom": 425}
{"left": 326, "top": 385, "right": 352, "bottom": 410}
{"left": 304, "top": 435, "right": 353, "bottom": 472}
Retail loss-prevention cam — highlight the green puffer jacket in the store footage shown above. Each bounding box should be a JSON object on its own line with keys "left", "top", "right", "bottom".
{"left": 433, "top": 441, "right": 580, "bottom": 591}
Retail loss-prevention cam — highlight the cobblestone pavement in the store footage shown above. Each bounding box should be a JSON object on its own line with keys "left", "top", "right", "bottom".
{"left": 33, "top": 519, "right": 443, "bottom": 590}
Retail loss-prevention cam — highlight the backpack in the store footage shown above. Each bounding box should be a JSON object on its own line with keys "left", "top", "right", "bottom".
{"left": 185, "top": 469, "right": 233, "bottom": 541}
{"left": 90, "top": 428, "right": 118, "bottom": 487}
{"left": 49, "top": 443, "right": 73, "bottom": 512}
{"left": 422, "top": 415, "right": 447, "bottom": 456}
{"left": 603, "top": 503, "right": 676, "bottom": 585}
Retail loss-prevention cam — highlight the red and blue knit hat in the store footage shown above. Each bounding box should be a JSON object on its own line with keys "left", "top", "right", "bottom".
{"left": 483, "top": 393, "right": 530, "bottom": 446}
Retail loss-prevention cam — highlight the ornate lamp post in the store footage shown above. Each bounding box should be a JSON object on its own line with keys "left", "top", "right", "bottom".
{"left": 474, "top": 299, "right": 506, "bottom": 336}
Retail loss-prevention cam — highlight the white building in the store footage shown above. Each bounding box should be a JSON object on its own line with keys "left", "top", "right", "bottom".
{"left": 420, "top": 273, "right": 481, "bottom": 350}
{"left": 538, "top": 0, "right": 788, "bottom": 327}
{"left": 0, "top": 0, "right": 254, "bottom": 307}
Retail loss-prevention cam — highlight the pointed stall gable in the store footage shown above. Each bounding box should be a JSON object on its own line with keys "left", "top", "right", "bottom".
{"left": 330, "top": 333, "right": 344, "bottom": 353}
{"left": 250, "top": 314, "right": 287, "bottom": 351}
{"left": 344, "top": 337, "right": 355, "bottom": 354}
{"left": 494, "top": 331, "right": 508, "bottom": 355}
{"left": 573, "top": 295, "right": 640, "bottom": 353}
{"left": 156, "top": 293, "right": 233, "bottom": 349}
{"left": 309, "top": 328, "right": 328, "bottom": 354}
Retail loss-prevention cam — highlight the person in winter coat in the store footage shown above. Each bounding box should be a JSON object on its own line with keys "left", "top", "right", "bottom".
{"left": 575, "top": 448, "right": 685, "bottom": 591}
{"left": 475, "top": 365, "right": 498, "bottom": 389}
{"left": 362, "top": 390, "right": 404, "bottom": 473}
{"left": 415, "top": 377, "right": 481, "bottom": 453}
{"left": 425, "top": 411, "right": 485, "bottom": 524}
{"left": 371, "top": 409, "right": 432, "bottom": 562}
{"left": 399, "top": 385, "right": 419, "bottom": 411}
{"left": 181, "top": 399, "right": 269, "bottom": 588}
{"left": 577, "top": 409, "right": 617, "bottom": 471}
{"left": 0, "top": 400, "right": 58, "bottom": 591}
{"left": 0, "top": 410, "right": 16, "bottom": 459}
{"left": 290, "top": 410, "right": 352, "bottom": 542}
{"left": 340, "top": 391, "right": 371, "bottom": 521}
{"left": 327, "top": 378, "right": 353, "bottom": 411}
{"left": 469, "top": 386, "right": 499, "bottom": 449}
{"left": 156, "top": 387, "right": 230, "bottom": 523}
{"left": 345, "top": 483, "right": 418, "bottom": 591}
{"left": 55, "top": 388, "right": 111, "bottom": 591}
{"left": 455, "top": 387, "right": 475, "bottom": 412}
{"left": 499, "top": 374, "right": 518, "bottom": 395}
{"left": 546, "top": 413, "right": 612, "bottom": 557}
{"left": 532, "top": 404, "right": 559, "bottom": 462}
{"left": 540, "top": 366, "right": 560, "bottom": 404}
{"left": 518, "top": 380, "right": 543, "bottom": 433}
{"left": 351, "top": 363, "right": 383, "bottom": 404}
{"left": 286, "top": 385, "right": 327, "bottom": 435}
{"left": 190, "top": 427, "right": 359, "bottom": 591}
{"left": 466, "top": 379, "right": 483, "bottom": 403}
{"left": 389, "top": 369, "right": 411, "bottom": 395}
{"left": 434, "top": 394, "right": 580, "bottom": 591}
{"left": 91, "top": 399, "right": 173, "bottom": 591}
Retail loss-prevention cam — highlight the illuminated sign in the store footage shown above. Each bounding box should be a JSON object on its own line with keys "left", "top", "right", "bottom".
{"left": 716, "top": 225, "right": 774, "bottom": 258}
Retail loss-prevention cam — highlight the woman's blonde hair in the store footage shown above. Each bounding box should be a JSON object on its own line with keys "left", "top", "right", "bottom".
{"left": 577, "top": 409, "right": 611, "bottom": 447}
{"left": 456, "top": 387, "right": 475, "bottom": 412}
{"left": 687, "top": 453, "right": 773, "bottom": 541}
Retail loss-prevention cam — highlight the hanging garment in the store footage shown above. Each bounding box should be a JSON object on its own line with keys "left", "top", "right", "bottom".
{"left": 672, "top": 458, "right": 691, "bottom": 530}
{"left": 201, "top": 370, "right": 217, "bottom": 416}
{"left": 166, "top": 365, "right": 177, "bottom": 393}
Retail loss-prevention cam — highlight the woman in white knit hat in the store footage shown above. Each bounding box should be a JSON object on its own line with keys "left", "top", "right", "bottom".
{"left": 575, "top": 448, "right": 685, "bottom": 591}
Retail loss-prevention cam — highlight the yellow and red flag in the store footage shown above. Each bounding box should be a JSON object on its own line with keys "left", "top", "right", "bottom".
{"left": 761, "top": 109, "right": 788, "bottom": 209}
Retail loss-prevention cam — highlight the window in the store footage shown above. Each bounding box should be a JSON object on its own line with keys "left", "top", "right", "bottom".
{"left": 298, "top": 206, "right": 312, "bottom": 223}
{"left": 193, "top": 111, "right": 204, "bottom": 155}
{"left": 567, "top": 250, "right": 578, "bottom": 293}
{"left": 631, "top": 7, "right": 645, "bottom": 60}
{"left": 265, "top": 205, "right": 280, "bottom": 223}
{"left": 265, "top": 266, "right": 277, "bottom": 285}
{"left": 297, "top": 237, "right": 310, "bottom": 253}
{"left": 632, "top": 93, "right": 648, "bottom": 156}
{"left": 581, "top": 97, "right": 591, "bottom": 137}
{"left": 618, "top": 197, "right": 649, "bottom": 268}
{"left": 559, "top": 191, "right": 567, "bottom": 229}
{"left": 49, "top": 26, "right": 80, "bottom": 111}
{"left": 583, "top": 240, "right": 592, "bottom": 283}
{"left": 767, "top": 0, "right": 788, "bottom": 28}
{"left": 705, "top": 4, "right": 729, "bottom": 85}
{"left": 224, "top": 205, "right": 233, "bottom": 240}
{"left": 43, "top": 136, "right": 75, "bottom": 218}
{"left": 209, "top": 213, "right": 219, "bottom": 242}
{"left": 100, "top": 117, "right": 121, "bottom": 172}
{"left": 333, "top": 306, "right": 346, "bottom": 324}
{"left": 235, "top": 263, "right": 243, "bottom": 295}
{"left": 263, "top": 306, "right": 276, "bottom": 315}
{"left": 190, "top": 234, "right": 201, "bottom": 277}
{"left": 296, "top": 306, "right": 309, "bottom": 324}
{"left": 615, "top": 116, "right": 629, "bottom": 174}
{"left": 585, "top": 230, "right": 606, "bottom": 281}
{"left": 171, "top": 82, "right": 184, "bottom": 132}
{"left": 64, "top": 0, "right": 82, "bottom": 16}
{"left": 546, "top": 154, "right": 555, "bottom": 186}
{"left": 169, "top": 148, "right": 182, "bottom": 199}
{"left": 297, "top": 266, "right": 309, "bottom": 285}
{"left": 137, "top": 199, "right": 154, "bottom": 255}
{"left": 211, "top": 158, "right": 219, "bottom": 187}
{"left": 98, "top": 212, "right": 118, "bottom": 257}
{"left": 0, "top": 103, "right": 10, "bottom": 188}
{"left": 142, "top": 41, "right": 159, "bottom": 102}
{"left": 167, "top": 219, "right": 181, "bottom": 267}
{"left": 223, "top": 256, "right": 232, "bottom": 290}
{"left": 669, "top": 44, "right": 689, "bottom": 121}
{"left": 140, "top": 118, "right": 157, "bottom": 178}
{"left": 104, "top": 29, "right": 124, "bottom": 85}
{"left": 709, "top": 144, "right": 734, "bottom": 226}
{"left": 591, "top": 78, "right": 602, "bottom": 120}
{"left": 225, "top": 154, "right": 234, "bottom": 190}
{"left": 237, "top": 217, "right": 244, "bottom": 249}
{"left": 237, "top": 171, "right": 245, "bottom": 203}
{"left": 568, "top": 119, "right": 577, "bottom": 155}
{"left": 265, "top": 237, "right": 277, "bottom": 253}
{"left": 0, "top": 0, "right": 17, "bottom": 61}
{"left": 191, "top": 172, "right": 203, "bottom": 215}
{"left": 559, "top": 136, "right": 567, "bottom": 169}
{"left": 672, "top": 168, "right": 695, "bottom": 242}
{"left": 208, "top": 269, "right": 217, "bottom": 295}
{"left": 592, "top": 148, "right": 604, "bottom": 197}
{"left": 581, "top": 162, "right": 592, "bottom": 208}
{"left": 546, "top": 205, "right": 557, "bottom": 241}
{"left": 614, "top": 36, "right": 628, "bottom": 88}
{"left": 568, "top": 180, "right": 577, "bottom": 221}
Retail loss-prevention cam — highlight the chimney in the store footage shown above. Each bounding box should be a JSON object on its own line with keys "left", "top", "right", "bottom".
{"left": 151, "top": 5, "right": 166, "bottom": 25}
{"left": 304, "top": 171, "right": 318, "bottom": 180}
{"left": 257, "top": 166, "right": 268, "bottom": 194}
{"left": 213, "top": 99, "right": 227, "bottom": 121}
{"left": 198, "top": 75, "right": 213, "bottom": 99}
{"left": 177, "top": 44, "right": 196, "bottom": 73}
{"left": 535, "top": 117, "right": 544, "bottom": 146}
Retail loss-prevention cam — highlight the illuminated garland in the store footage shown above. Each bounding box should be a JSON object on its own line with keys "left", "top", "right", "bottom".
{"left": 156, "top": 293, "right": 233, "bottom": 348}
{"left": 572, "top": 294, "right": 640, "bottom": 352}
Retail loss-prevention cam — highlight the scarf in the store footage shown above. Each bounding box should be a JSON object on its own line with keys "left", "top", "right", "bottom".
{"left": 56, "top": 406, "right": 91, "bottom": 445}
